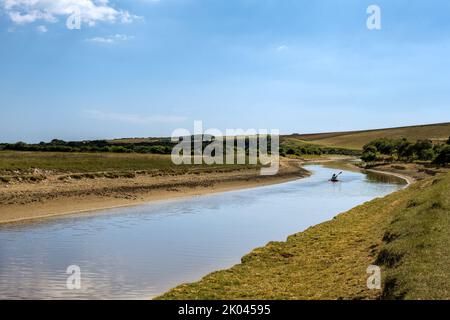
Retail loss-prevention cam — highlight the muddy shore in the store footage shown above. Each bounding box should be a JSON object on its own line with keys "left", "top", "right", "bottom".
{"left": 0, "top": 159, "right": 309, "bottom": 225}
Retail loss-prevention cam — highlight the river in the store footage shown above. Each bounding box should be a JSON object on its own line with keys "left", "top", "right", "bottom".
{"left": 0, "top": 165, "right": 404, "bottom": 299}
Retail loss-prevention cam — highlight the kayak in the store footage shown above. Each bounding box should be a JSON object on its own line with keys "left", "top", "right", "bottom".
{"left": 330, "top": 172, "right": 343, "bottom": 182}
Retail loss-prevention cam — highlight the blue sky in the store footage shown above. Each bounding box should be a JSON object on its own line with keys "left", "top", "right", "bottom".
{"left": 1, "top": 0, "right": 450, "bottom": 143}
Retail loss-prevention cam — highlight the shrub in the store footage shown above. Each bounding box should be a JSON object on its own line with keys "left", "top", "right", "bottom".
{"left": 412, "top": 139, "right": 434, "bottom": 160}
{"left": 433, "top": 145, "right": 450, "bottom": 165}
{"left": 370, "top": 138, "right": 395, "bottom": 155}
{"left": 396, "top": 139, "right": 414, "bottom": 161}
{"left": 286, "top": 148, "right": 295, "bottom": 155}
{"left": 361, "top": 144, "right": 379, "bottom": 162}
{"left": 361, "top": 151, "right": 378, "bottom": 162}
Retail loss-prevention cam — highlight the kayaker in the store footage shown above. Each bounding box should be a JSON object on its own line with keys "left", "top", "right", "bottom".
{"left": 330, "top": 172, "right": 342, "bottom": 182}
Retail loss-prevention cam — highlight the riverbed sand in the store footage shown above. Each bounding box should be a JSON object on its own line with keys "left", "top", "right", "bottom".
{"left": 0, "top": 159, "right": 309, "bottom": 225}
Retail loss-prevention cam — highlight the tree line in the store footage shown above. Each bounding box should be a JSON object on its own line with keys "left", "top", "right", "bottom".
{"left": 280, "top": 145, "right": 360, "bottom": 157}
{"left": 0, "top": 139, "right": 173, "bottom": 154}
{"left": 0, "top": 137, "right": 360, "bottom": 158}
{"left": 361, "top": 136, "right": 450, "bottom": 165}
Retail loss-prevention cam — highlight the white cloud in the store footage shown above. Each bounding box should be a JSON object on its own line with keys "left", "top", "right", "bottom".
{"left": 84, "top": 110, "right": 187, "bottom": 124}
{"left": 276, "top": 45, "right": 289, "bottom": 52}
{"left": 1, "top": 0, "right": 140, "bottom": 26}
{"left": 86, "top": 33, "right": 134, "bottom": 44}
{"left": 36, "top": 25, "right": 47, "bottom": 33}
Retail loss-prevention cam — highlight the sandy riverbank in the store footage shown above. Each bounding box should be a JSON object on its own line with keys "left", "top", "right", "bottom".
{"left": 356, "top": 162, "right": 448, "bottom": 186}
{"left": 365, "top": 168, "right": 415, "bottom": 185}
{"left": 0, "top": 159, "right": 309, "bottom": 225}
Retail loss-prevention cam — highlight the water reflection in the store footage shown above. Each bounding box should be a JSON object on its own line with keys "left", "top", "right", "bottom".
{"left": 365, "top": 171, "right": 406, "bottom": 185}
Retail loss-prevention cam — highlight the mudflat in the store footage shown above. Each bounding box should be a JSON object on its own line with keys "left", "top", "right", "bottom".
{"left": 0, "top": 158, "right": 309, "bottom": 224}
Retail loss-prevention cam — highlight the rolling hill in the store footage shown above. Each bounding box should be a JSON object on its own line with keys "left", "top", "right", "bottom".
{"left": 284, "top": 122, "right": 450, "bottom": 150}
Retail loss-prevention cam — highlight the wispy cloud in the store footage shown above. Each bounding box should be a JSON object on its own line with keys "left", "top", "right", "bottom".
{"left": 36, "top": 25, "right": 48, "bottom": 33}
{"left": 1, "top": 0, "right": 141, "bottom": 26}
{"left": 86, "top": 34, "right": 134, "bottom": 44}
{"left": 276, "top": 45, "right": 289, "bottom": 52}
{"left": 84, "top": 109, "right": 187, "bottom": 124}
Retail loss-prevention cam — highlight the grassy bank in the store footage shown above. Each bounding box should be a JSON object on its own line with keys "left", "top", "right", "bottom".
{"left": 377, "top": 173, "right": 450, "bottom": 299}
{"left": 159, "top": 172, "right": 450, "bottom": 300}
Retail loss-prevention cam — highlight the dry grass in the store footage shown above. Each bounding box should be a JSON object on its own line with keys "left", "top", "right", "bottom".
{"left": 286, "top": 123, "right": 450, "bottom": 150}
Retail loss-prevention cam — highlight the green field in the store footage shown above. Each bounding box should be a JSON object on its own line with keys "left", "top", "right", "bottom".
{"left": 0, "top": 151, "right": 176, "bottom": 173}
{"left": 159, "top": 172, "right": 450, "bottom": 300}
{"left": 0, "top": 151, "right": 253, "bottom": 175}
{"left": 285, "top": 122, "right": 450, "bottom": 150}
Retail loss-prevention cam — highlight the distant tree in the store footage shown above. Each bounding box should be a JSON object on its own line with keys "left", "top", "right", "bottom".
{"left": 396, "top": 139, "right": 414, "bottom": 161}
{"left": 371, "top": 138, "right": 395, "bottom": 155}
{"left": 286, "top": 148, "right": 296, "bottom": 155}
{"left": 447, "top": 136, "right": 450, "bottom": 145}
{"left": 419, "top": 148, "right": 435, "bottom": 161}
{"left": 413, "top": 139, "right": 434, "bottom": 161}
{"left": 361, "top": 152, "right": 377, "bottom": 162}
{"left": 433, "top": 145, "right": 450, "bottom": 165}
{"left": 362, "top": 144, "right": 378, "bottom": 153}
{"left": 361, "top": 145, "right": 378, "bottom": 162}
{"left": 110, "top": 146, "right": 128, "bottom": 153}
{"left": 50, "top": 139, "right": 66, "bottom": 145}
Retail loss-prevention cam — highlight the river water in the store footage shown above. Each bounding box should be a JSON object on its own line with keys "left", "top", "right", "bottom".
{"left": 0, "top": 165, "right": 404, "bottom": 299}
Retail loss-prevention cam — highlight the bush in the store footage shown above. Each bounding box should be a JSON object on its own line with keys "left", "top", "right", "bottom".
{"left": 109, "top": 146, "right": 130, "bottom": 153}
{"left": 360, "top": 137, "right": 441, "bottom": 163}
{"left": 286, "top": 148, "right": 296, "bottom": 155}
{"left": 413, "top": 139, "right": 434, "bottom": 160}
{"left": 396, "top": 139, "right": 414, "bottom": 161}
{"left": 417, "top": 148, "right": 435, "bottom": 161}
{"left": 369, "top": 138, "right": 395, "bottom": 155}
{"left": 361, "top": 145, "right": 379, "bottom": 162}
{"left": 433, "top": 145, "right": 450, "bottom": 165}
{"left": 361, "top": 151, "right": 378, "bottom": 162}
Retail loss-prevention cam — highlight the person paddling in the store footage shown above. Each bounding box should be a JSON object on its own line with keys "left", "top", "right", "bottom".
{"left": 330, "top": 172, "right": 342, "bottom": 182}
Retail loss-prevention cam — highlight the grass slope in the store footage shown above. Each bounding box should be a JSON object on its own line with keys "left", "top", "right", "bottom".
{"left": 286, "top": 123, "right": 450, "bottom": 150}
{"left": 377, "top": 174, "right": 450, "bottom": 299}
{"left": 159, "top": 172, "right": 450, "bottom": 300}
